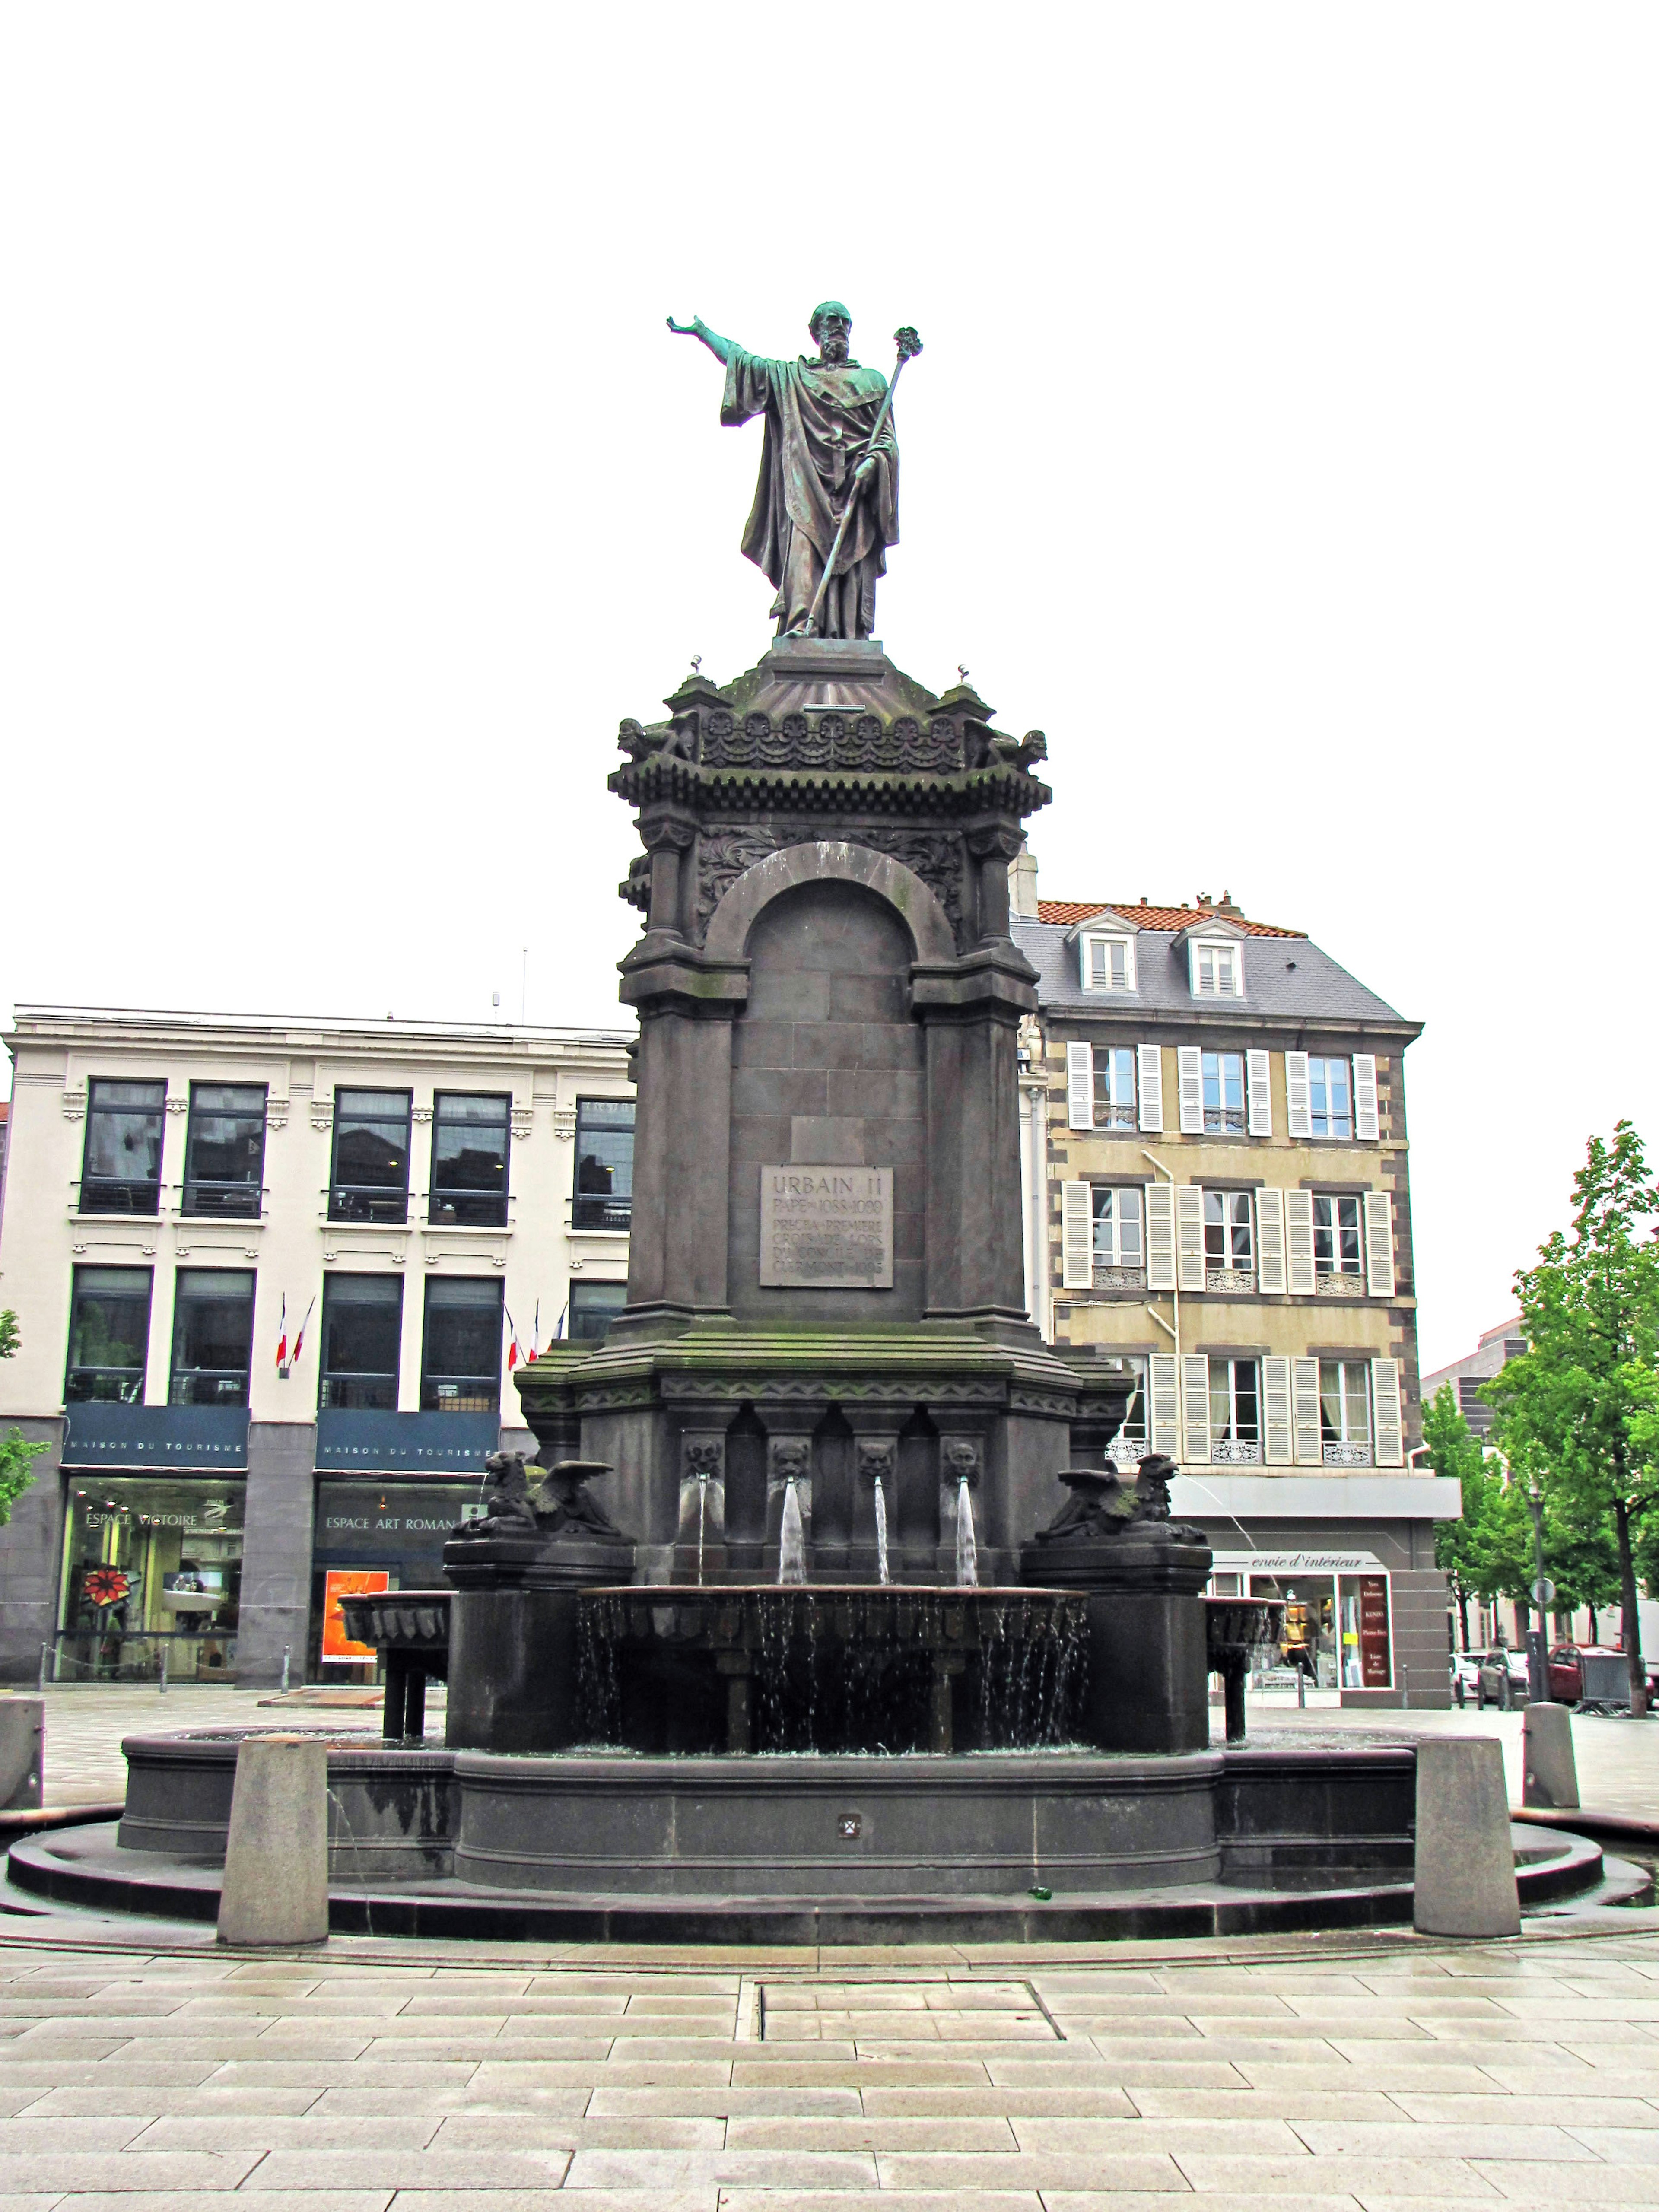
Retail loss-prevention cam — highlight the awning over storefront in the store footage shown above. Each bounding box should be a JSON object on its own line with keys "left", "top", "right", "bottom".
{"left": 1171, "top": 1474, "right": 1462, "bottom": 1521}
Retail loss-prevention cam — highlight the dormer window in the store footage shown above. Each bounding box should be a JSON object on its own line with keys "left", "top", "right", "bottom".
{"left": 1192, "top": 940, "right": 1243, "bottom": 998}
{"left": 1081, "top": 934, "right": 1135, "bottom": 992}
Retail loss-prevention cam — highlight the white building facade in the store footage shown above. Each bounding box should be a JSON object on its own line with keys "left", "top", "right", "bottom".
{"left": 0, "top": 1007, "right": 633, "bottom": 1685}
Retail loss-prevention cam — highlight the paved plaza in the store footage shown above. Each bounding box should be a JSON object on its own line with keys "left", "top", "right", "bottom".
{"left": 9, "top": 1924, "right": 1659, "bottom": 2206}
{"left": 10, "top": 1684, "right": 1659, "bottom": 2207}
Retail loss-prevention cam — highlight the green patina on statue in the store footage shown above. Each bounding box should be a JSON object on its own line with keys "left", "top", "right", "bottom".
{"left": 668, "top": 302, "right": 919, "bottom": 641}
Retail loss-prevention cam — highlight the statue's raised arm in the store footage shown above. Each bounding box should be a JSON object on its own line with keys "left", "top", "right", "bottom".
{"left": 666, "top": 313, "right": 738, "bottom": 367}
{"left": 666, "top": 300, "right": 917, "bottom": 641}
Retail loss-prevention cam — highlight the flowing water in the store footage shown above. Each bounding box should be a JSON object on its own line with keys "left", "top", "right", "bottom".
{"left": 778, "top": 1478, "right": 806, "bottom": 1585}
{"left": 873, "top": 1475, "right": 890, "bottom": 1586}
{"left": 575, "top": 1586, "right": 1089, "bottom": 1755}
{"left": 955, "top": 1477, "right": 978, "bottom": 1588}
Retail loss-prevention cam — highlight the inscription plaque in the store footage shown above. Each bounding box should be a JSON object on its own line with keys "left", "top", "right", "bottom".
{"left": 760, "top": 1166, "right": 893, "bottom": 1289}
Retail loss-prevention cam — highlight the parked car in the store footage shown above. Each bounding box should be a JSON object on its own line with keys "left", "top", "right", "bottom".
{"left": 1474, "top": 1645, "right": 1531, "bottom": 1708}
{"left": 1547, "top": 1644, "right": 1659, "bottom": 1707}
{"left": 1450, "top": 1651, "right": 1482, "bottom": 1708}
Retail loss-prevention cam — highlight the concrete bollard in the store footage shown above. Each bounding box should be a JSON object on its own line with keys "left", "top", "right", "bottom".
{"left": 0, "top": 1698, "right": 44, "bottom": 1812}
{"left": 1523, "top": 1702, "right": 1580, "bottom": 1810}
{"left": 217, "top": 1735, "right": 329, "bottom": 1947}
{"left": 1414, "top": 1736, "right": 1520, "bottom": 1936}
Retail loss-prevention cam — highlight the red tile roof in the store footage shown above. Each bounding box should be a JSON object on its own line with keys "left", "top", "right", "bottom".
{"left": 1034, "top": 900, "right": 1306, "bottom": 939}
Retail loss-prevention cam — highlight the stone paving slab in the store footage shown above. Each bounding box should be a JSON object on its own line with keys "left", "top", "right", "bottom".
{"left": 5, "top": 1930, "right": 1659, "bottom": 2206}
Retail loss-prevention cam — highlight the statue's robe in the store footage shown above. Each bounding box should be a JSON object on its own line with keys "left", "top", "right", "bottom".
{"left": 721, "top": 350, "right": 899, "bottom": 639}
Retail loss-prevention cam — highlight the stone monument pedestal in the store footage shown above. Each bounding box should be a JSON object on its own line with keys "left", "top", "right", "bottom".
{"left": 513, "top": 638, "right": 1140, "bottom": 1588}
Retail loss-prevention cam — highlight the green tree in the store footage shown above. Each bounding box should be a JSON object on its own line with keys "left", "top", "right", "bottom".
{"left": 0, "top": 1310, "right": 49, "bottom": 1527}
{"left": 1424, "top": 1384, "right": 1539, "bottom": 1644}
{"left": 1485, "top": 1121, "right": 1659, "bottom": 1713}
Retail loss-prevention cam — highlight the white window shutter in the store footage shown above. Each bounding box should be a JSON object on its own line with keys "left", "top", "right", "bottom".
{"left": 1291, "top": 1357, "right": 1321, "bottom": 1463}
{"left": 1364, "top": 1189, "right": 1395, "bottom": 1296}
{"left": 1246, "top": 1049, "right": 1273, "bottom": 1137}
{"left": 1177, "top": 1046, "right": 1203, "bottom": 1134}
{"left": 1061, "top": 1181, "right": 1093, "bottom": 1290}
{"left": 1149, "top": 1354, "right": 1181, "bottom": 1455}
{"left": 1263, "top": 1355, "right": 1293, "bottom": 1465}
{"left": 1145, "top": 1180, "right": 1176, "bottom": 1291}
{"left": 1353, "top": 1053, "right": 1379, "bottom": 1141}
{"left": 1067, "top": 1041, "right": 1093, "bottom": 1131}
{"left": 1285, "top": 1189, "right": 1316, "bottom": 1295}
{"left": 1372, "top": 1356, "right": 1404, "bottom": 1465}
{"left": 1176, "top": 1185, "right": 1205, "bottom": 1293}
{"left": 1256, "top": 1187, "right": 1287, "bottom": 1294}
{"left": 1285, "top": 1050, "right": 1312, "bottom": 1139}
{"left": 1181, "top": 1353, "right": 1211, "bottom": 1463}
{"left": 1138, "top": 1043, "right": 1163, "bottom": 1133}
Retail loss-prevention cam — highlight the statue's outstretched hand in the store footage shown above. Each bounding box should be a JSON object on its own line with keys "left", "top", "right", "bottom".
{"left": 666, "top": 314, "right": 701, "bottom": 336}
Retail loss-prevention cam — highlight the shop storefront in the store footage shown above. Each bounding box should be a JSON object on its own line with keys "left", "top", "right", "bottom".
{"left": 308, "top": 1478, "right": 484, "bottom": 1676}
{"left": 1210, "top": 1550, "right": 1394, "bottom": 1691}
{"left": 54, "top": 1474, "right": 245, "bottom": 1682}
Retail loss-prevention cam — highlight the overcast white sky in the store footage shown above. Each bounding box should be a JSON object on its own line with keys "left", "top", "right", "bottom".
{"left": 2, "top": 6, "right": 1654, "bottom": 1373}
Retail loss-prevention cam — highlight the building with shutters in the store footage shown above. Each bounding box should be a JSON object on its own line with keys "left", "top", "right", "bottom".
{"left": 0, "top": 1005, "right": 633, "bottom": 1687}
{"left": 1011, "top": 883, "right": 1461, "bottom": 1708}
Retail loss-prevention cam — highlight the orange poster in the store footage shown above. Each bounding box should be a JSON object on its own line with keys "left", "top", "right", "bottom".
{"left": 321, "top": 1569, "right": 389, "bottom": 1662}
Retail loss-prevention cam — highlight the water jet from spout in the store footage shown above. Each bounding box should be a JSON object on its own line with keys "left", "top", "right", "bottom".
{"left": 778, "top": 1477, "right": 806, "bottom": 1585}
{"left": 956, "top": 1476, "right": 979, "bottom": 1588}
{"left": 873, "top": 1475, "right": 890, "bottom": 1586}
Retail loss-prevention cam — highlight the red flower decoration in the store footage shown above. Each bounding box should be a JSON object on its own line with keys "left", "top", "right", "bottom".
{"left": 83, "top": 1567, "right": 130, "bottom": 1607}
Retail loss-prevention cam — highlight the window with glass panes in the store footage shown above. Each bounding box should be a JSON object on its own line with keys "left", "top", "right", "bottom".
{"left": 1193, "top": 942, "right": 1240, "bottom": 997}
{"left": 569, "top": 1281, "right": 627, "bottom": 1342}
{"left": 429, "top": 1093, "right": 510, "bottom": 1227}
{"left": 80, "top": 1081, "right": 165, "bottom": 1214}
{"left": 1091, "top": 1184, "right": 1144, "bottom": 1267}
{"left": 1203, "top": 1189, "right": 1253, "bottom": 1270}
{"left": 1209, "top": 1357, "right": 1260, "bottom": 1450}
{"left": 1313, "top": 1194, "right": 1363, "bottom": 1274}
{"left": 1201, "top": 1052, "right": 1246, "bottom": 1134}
{"left": 319, "top": 1274, "right": 402, "bottom": 1410}
{"left": 1090, "top": 1046, "right": 1136, "bottom": 1130}
{"left": 572, "top": 1099, "right": 635, "bottom": 1229}
{"left": 182, "top": 1085, "right": 267, "bottom": 1217}
{"left": 329, "top": 1090, "right": 412, "bottom": 1223}
{"left": 1319, "top": 1359, "right": 1372, "bottom": 1462}
{"left": 65, "top": 1266, "right": 153, "bottom": 1402}
{"left": 1308, "top": 1058, "right": 1352, "bottom": 1140}
{"left": 421, "top": 1278, "right": 503, "bottom": 1412}
{"left": 1084, "top": 936, "right": 1134, "bottom": 990}
{"left": 169, "top": 1270, "right": 256, "bottom": 1405}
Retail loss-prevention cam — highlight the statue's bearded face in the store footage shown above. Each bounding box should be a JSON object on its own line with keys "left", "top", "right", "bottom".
{"left": 815, "top": 315, "right": 851, "bottom": 365}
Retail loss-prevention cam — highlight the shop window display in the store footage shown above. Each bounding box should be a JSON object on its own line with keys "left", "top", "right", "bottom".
{"left": 308, "top": 1478, "right": 485, "bottom": 1677}
{"left": 1236, "top": 1570, "right": 1392, "bottom": 1690}
{"left": 55, "top": 1475, "right": 244, "bottom": 1681}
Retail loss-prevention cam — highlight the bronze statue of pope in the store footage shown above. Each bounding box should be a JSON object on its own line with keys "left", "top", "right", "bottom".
{"left": 668, "top": 302, "right": 900, "bottom": 640}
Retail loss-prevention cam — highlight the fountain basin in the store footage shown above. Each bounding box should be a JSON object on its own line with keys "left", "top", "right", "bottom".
{"left": 451, "top": 1748, "right": 1220, "bottom": 1896}
{"left": 576, "top": 1584, "right": 1088, "bottom": 1755}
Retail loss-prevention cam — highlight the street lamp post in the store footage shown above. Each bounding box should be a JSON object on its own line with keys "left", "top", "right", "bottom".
{"left": 1526, "top": 1477, "right": 1552, "bottom": 1704}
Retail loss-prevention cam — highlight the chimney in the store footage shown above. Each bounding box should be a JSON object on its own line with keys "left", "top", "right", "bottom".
{"left": 1214, "top": 888, "right": 1245, "bottom": 920}
{"left": 1010, "top": 836, "right": 1039, "bottom": 919}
